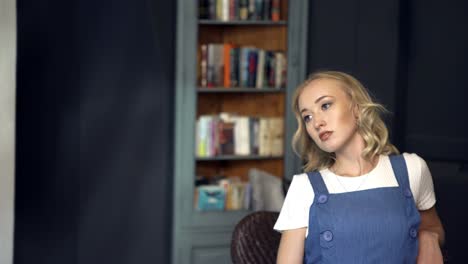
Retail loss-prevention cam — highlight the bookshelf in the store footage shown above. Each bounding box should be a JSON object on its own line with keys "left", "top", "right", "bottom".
{"left": 173, "top": 1, "right": 308, "bottom": 263}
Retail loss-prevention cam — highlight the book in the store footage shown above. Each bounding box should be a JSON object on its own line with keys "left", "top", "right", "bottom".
{"left": 239, "top": 0, "right": 249, "bottom": 20}
{"left": 199, "top": 0, "right": 210, "bottom": 19}
{"left": 258, "top": 117, "right": 271, "bottom": 156}
{"left": 207, "top": 44, "right": 216, "bottom": 87}
{"left": 196, "top": 116, "right": 211, "bottom": 157}
{"left": 274, "top": 52, "right": 286, "bottom": 88}
{"left": 271, "top": 0, "right": 280, "bottom": 21}
{"left": 247, "top": 49, "right": 258, "bottom": 87}
{"left": 233, "top": 116, "right": 251, "bottom": 155}
{"left": 218, "top": 121, "right": 235, "bottom": 155}
{"left": 269, "top": 117, "right": 284, "bottom": 156}
{"left": 249, "top": 117, "right": 259, "bottom": 154}
{"left": 255, "top": 49, "right": 265, "bottom": 88}
{"left": 200, "top": 44, "right": 208, "bottom": 87}
{"left": 262, "top": 0, "right": 271, "bottom": 20}
{"left": 230, "top": 47, "right": 240, "bottom": 87}
{"left": 223, "top": 44, "right": 233, "bottom": 87}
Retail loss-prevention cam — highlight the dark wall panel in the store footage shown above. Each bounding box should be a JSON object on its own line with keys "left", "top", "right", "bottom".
{"left": 405, "top": 0, "right": 468, "bottom": 161}
{"left": 15, "top": 1, "right": 79, "bottom": 263}
{"left": 15, "top": 0, "right": 175, "bottom": 263}
{"left": 306, "top": 0, "right": 468, "bottom": 261}
{"left": 307, "top": 0, "right": 400, "bottom": 140}
{"left": 76, "top": 0, "right": 175, "bottom": 263}
{"left": 307, "top": 0, "right": 357, "bottom": 72}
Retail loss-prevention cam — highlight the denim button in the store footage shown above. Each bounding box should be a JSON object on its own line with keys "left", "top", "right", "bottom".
{"left": 404, "top": 188, "right": 412, "bottom": 198}
{"left": 409, "top": 228, "right": 418, "bottom": 238}
{"left": 318, "top": 194, "right": 328, "bottom": 204}
{"left": 322, "top": 230, "right": 333, "bottom": 241}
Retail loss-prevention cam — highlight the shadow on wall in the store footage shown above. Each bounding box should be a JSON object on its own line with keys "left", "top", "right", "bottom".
{"left": 429, "top": 160, "right": 468, "bottom": 262}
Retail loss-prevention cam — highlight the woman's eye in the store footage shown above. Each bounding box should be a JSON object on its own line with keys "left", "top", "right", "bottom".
{"left": 303, "top": 115, "right": 312, "bottom": 123}
{"left": 322, "top": 102, "right": 332, "bottom": 110}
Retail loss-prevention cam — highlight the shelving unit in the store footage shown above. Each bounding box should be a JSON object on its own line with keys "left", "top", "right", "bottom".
{"left": 173, "top": 1, "right": 308, "bottom": 263}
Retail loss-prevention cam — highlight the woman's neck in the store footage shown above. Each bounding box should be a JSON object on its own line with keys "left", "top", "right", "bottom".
{"left": 331, "top": 134, "right": 378, "bottom": 177}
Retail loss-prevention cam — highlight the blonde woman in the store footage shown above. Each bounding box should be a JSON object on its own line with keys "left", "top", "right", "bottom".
{"left": 274, "top": 71, "right": 444, "bottom": 263}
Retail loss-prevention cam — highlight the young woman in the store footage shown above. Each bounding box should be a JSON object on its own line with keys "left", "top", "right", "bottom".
{"left": 274, "top": 71, "right": 444, "bottom": 263}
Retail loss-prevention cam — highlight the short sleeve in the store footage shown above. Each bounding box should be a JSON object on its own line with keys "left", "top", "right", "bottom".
{"left": 405, "top": 153, "right": 436, "bottom": 210}
{"left": 273, "top": 174, "right": 314, "bottom": 232}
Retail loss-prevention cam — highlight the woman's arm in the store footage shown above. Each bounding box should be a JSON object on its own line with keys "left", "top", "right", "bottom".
{"left": 277, "top": 227, "right": 306, "bottom": 264}
{"left": 417, "top": 206, "right": 445, "bottom": 264}
{"left": 419, "top": 206, "right": 445, "bottom": 245}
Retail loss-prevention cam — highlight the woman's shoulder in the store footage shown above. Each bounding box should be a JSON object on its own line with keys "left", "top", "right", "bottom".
{"left": 290, "top": 172, "right": 310, "bottom": 184}
{"left": 402, "top": 152, "right": 425, "bottom": 164}
{"left": 287, "top": 173, "right": 314, "bottom": 195}
{"left": 396, "top": 152, "right": 430, "bottom": 180}
{"left": 383, "top": 152, "right": 426, "bottom": 168}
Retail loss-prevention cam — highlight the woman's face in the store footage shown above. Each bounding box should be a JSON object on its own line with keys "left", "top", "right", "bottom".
{"left": 298, "top": 78, "right": 360, "bottom": 154}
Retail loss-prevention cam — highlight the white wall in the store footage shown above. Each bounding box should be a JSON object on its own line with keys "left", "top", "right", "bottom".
{"left": 0, "top": 0, "right": 16, "bottom": 262}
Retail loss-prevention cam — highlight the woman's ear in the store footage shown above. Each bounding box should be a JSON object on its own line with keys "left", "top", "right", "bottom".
{"left": 351, "top": 103, "right": 357, "bottom": 117}
{"left": 352, "top": 104, "right": 360, "bottom": 123}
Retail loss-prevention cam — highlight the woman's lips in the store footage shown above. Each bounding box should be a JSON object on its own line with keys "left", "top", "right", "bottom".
{"left": 319, "top": 131, "right": 332, "bottom": 141}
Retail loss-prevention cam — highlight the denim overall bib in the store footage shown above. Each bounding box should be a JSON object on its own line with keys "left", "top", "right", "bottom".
{"left": 304, "top": 155, "right": 421, "bottom": 263}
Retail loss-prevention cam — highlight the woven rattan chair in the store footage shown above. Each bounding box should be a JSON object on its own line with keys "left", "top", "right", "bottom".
{"left": 231, "top": 211, "right": 281, "bottom": 264}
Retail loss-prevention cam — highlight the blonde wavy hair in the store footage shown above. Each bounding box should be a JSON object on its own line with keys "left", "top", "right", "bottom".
{"left": 292, "top": 70, "right": 399, "bottom": 172}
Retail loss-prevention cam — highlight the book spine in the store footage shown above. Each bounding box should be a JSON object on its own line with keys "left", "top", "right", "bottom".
{"left": 239, "top": 0, "right": 248, "bottom": 20}
{"left": 222, "top": 0, "right": 230, "bottom": 21}
{"left": 234, "top": 116, "right": 251, "bottom": 155}
{"left": 223, "top": 44, "right": 232, "bottom": 87}
{"left": 258, "top": 117, "right": 270, "bottom": 156}
{"left": 247, "top": 49, "right": 258, "bottom": 88}
{"left": 207, "top": 44, "right": 215, "bottom": 87}
{"left": 274, "top": 52, "right": 285, "bottom": 88}
{"left": 269, "top": 117, "right": 284, "bottom": 156}
{"left": 208, "top": 0, "right": 216, "bottom": 19}
{"left": 199, "top": 0, "right": 209, "bottom": 19}
{"left": 214, "top": 44, "right": 224, "bottom": 87}
{"left": 248, "top": 0, "right": 255, "bottom": 20}
{"left": 239, "top": 47, "right": 250, "bottom": 87}
{"left": 271, "top": 0, "right": 280, "bottom": 21}
{"left": 233, "top": 0, "right": 239, "bottom": 20}
{"left": 267, "top": 51, "right": 276, "bottom": 88}
{"left": 255, "top": 0, "right": 263, "bottom": 20}
{"left": 262, "top": 0, "right": 271, "bottom": 20}
{"left": 230, "top": 47, "right": 239, "bottom": 87}
{"left": 216, "top": 0, "right": 223, "bottom": 20}
{"left": 218, "top": 121, "right": 235, "bottom": 155}
{"left": 229, "top": 0, "right": 236, "bottom": 20}
{"left": 255, "top": 49, "right": 265, "bottom": 88}
{"left": 200, "top": 44, "right": 208, "bottom": 87}
{"left": 249, "top": 117, "right": 259, "bottom": 155}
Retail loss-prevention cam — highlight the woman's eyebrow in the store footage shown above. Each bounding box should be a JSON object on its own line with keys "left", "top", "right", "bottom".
{"left": 300, "top": 95, "right": 335, "bottom": 114}
{"left": 314, "top": 95, "right": 333, "bottom": 104}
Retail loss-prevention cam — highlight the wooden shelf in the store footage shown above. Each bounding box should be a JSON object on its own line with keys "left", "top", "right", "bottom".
{"left": 197, "top": 87, "right": 285, "bottom": 93}
{"left": 199, "top": 20, "right": 287, "bottom": 26}
{"left": 196, "top": 155, "right": 283, "bottom": 161}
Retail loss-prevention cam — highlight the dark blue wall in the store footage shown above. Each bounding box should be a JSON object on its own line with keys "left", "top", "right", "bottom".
{"left": 307, "top": 0, "right": 468, "bottom": 261}
{"left": 15, "top": 0, "right": 175, "bottom": 263}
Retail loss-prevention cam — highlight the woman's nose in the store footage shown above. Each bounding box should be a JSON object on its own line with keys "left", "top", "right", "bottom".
{"left": 313, "top": 115, "right": 325, "bottom": 129}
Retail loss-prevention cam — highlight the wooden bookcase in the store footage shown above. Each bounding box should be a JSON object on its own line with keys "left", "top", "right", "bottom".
{"left": 173, "top": 1, "right": 308, "bottom": 263}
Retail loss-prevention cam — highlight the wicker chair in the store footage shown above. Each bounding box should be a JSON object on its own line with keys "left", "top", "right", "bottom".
{"left": 231, "top": 211, "right": 281, "bottom": 264}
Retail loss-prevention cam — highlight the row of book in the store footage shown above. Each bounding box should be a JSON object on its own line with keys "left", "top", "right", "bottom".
{"left": 200, "top": 43, "right": 287, "bottom": 89}
{"left": 196, "top": 113, "right": 284, "bottom": 157}
{"left": 195, "top": 178, "right": 251, "bottom": 211}
{"left": 199, "top": 0, "right": 282, "bottom": 21}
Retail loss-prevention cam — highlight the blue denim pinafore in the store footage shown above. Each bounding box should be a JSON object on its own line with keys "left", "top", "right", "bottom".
{"left": 304, "top": 155, "right": 421, "bottom": 263}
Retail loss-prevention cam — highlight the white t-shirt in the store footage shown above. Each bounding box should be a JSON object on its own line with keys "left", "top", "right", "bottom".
{"left": 273, "top": 153, "right": 436, "bottom": 236}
